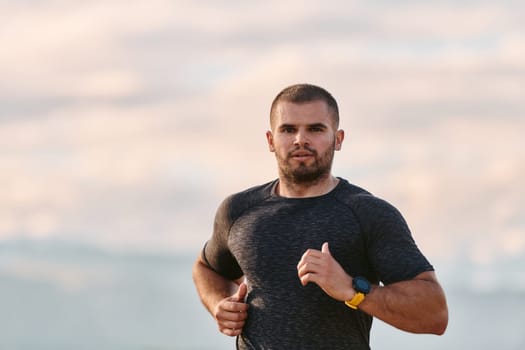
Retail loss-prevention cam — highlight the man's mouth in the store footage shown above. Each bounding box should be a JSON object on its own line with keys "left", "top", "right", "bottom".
{"left": 290, "top": 150, "right": 315, "bottom": 161}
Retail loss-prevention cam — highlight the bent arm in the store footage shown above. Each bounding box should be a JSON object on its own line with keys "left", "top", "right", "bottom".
{"left": 192, "top": 255, "right": 242, "bottom": 315}
{"left": 359, "top": 271, "right": 448, "bottom": 335}
{"left": 297, "top": 245, "right": 448, "bottom": 335}
{"left": 192, "top": 255, "right": 248, "bottom": 337}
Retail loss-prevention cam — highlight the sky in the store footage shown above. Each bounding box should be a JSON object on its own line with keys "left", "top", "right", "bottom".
{"left": 1, "top": 0, "right": 524, "bottom": 289}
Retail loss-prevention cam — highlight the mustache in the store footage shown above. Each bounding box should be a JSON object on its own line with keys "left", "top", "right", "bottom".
{"left": 287, "top": 146, "right": 317, "bottom": 158}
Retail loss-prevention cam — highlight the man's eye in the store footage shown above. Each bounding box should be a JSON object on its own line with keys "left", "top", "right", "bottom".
{"left": 283, "top": 128, "right": 295, "bottom": 133}
{"left": 310, "top": 127, "right": 323, "bottom": 132}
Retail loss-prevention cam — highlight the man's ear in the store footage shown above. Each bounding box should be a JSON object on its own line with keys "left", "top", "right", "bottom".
{"left": 335, "top": 129, "right": 344, "bottom": 151}
{"left": 266, "top": 130, "right": 275, "bottom": 152}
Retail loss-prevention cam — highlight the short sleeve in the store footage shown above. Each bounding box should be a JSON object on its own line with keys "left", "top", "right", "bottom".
{"left": 354, "top": 195, "right": 434, "bottom": 285}
{"left": 202, "top": 196, "right": 243, "bottom": 280}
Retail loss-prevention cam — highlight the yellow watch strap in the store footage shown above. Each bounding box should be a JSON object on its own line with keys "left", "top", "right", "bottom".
{"left": 345, "top": 292, "right": 365, "bottom": 309}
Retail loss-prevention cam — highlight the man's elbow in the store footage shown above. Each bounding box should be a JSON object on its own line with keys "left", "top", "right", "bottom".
{"left": 429, "top": 306, "right": 448, "bottom": 335}
{"left": 412, "top": 296, "right": 448, "bottom": 335}
{"left": 192, "top": 256, "right": 211, "bottom": 283}
{"left": 426, "top": 278, "right": 449, "bottom": 335}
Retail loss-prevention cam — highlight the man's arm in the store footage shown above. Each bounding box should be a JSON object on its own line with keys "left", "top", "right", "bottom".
{"left": 359, "top": 271, "right": 448, "bottom": 334}
{"left": 192, "top": 255, "right": 248, "bottom": 337}
{"left": 297, "top": 242, "right": 448, "bottom": 335}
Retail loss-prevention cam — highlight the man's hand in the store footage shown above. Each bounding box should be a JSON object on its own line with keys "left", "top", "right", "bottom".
{"left": 297, "top": 242, "right": 355, "bottom": 302}
{"left": 213, "top": 282, "right": 249, "bottom": 337}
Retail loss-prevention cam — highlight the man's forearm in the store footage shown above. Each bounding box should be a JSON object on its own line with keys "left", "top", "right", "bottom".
{"left": 192, "top": 257, "right": 240, "bottom": 315}
{"left": 359, "top": 271, "right": 448, "bottom": 335}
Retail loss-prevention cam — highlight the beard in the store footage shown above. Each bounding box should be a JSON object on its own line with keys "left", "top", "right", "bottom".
{"left": 276, "top": 143, "right": 336, "bottom": 185}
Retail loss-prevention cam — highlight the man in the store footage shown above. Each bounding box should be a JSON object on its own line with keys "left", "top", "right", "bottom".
{"left": 193, "top": 83, "right": 448, "bottom": 349}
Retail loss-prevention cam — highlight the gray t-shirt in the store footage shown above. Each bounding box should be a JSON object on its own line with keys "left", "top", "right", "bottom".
{"left": 203, "top": 178, "right": 433, "bottom": 349}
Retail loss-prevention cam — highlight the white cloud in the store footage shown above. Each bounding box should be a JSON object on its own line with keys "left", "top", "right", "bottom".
{"left": 0, "top": 0, "right": 523, "bottom": 263}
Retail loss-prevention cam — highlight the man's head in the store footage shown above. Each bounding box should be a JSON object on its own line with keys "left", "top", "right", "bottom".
{"left": 270, "top": 84, "right": 340, "bottom": 131}
{"left": 266, "top": 84, "right": 344, "bottom": 186}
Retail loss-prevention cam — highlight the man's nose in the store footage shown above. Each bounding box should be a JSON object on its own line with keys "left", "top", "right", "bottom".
{"left": 294, "top": 130, "right": 309, "bottom": 146}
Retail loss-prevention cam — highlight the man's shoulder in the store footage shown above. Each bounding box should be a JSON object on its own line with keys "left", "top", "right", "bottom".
{"left": 218, "top": 180, "right": 276, "bottom": 220}
{"left": 228, "top": 180, "right": 276, "bottom": 202}
{"left": 334, "top": 178, "right": 374, "bottom": 203}
{"left": 335, "top": 178, "right": 407, "bottom": 231}
{"left": 335, "top": 178, "right": 396, "bottom": 211}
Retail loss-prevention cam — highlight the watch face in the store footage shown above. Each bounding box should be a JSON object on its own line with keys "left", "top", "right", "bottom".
{"left": 353, "top": 276, "right": 371, "bottom": 294}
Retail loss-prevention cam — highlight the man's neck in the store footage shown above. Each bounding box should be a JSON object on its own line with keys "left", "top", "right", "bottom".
{"left": 276, "top": 175, "right": 340, "bottom": 198}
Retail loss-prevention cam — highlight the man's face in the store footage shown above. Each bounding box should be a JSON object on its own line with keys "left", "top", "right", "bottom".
{"left": 266, "top": 100, "right": 344, "bottom": 184}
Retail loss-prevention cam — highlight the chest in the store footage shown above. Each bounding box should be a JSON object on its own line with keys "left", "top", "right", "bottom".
{"left": 228, "top": 200, "right": 371, "bottom": 285}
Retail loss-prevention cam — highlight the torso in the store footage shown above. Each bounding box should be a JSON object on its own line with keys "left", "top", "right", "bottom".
{"left": 205, "top": 178, "right": 433, "bottom": 349}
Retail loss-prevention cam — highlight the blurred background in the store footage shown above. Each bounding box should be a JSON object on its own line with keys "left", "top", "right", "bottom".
{"left": 1, "top": 0, "right": 524, "bottom": 349}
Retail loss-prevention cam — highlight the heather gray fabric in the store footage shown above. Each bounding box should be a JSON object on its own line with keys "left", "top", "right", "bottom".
{"left": 203, "top": 178, "right": 433, "bottom": 349}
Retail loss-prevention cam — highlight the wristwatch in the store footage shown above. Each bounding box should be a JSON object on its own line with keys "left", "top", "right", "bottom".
{"left": 344, "top": 276, "right": 371, "bottom": 310}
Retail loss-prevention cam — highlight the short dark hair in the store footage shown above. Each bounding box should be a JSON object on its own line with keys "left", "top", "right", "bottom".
{"left": 270, "top": 83, "right": 340, "bottom": 128}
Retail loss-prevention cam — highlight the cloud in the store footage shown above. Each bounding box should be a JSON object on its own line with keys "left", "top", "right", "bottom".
{"left": 0, "top": 0, "right": 523, "bottom": 263}
{"left": 335, "top": 115, "right": 525, "bottom": 263}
